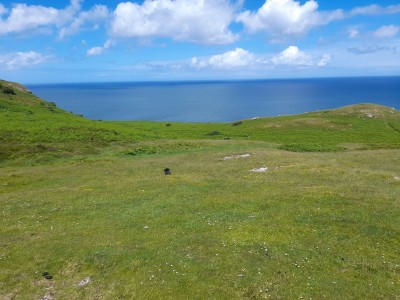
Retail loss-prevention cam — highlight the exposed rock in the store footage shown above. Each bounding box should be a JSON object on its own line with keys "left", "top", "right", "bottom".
{"left": 39, "top": 293, "right": 54, "bottom": 300}
{"left": 250, "top": 167, "right": 268, "bottom": 172}
{"left": 223, "top": 154, "right": 250, "bottom": 160}
{"left": 78, "top": 277, "right": 91, "bottom": 287}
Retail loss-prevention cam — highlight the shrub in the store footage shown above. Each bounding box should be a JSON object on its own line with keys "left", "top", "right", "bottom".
{"left": 207, "top": 130, "right": 222, "bottom": 136}
{"left": 232, "top": 121, "right": 243, "bottom": 126}
{"left": 2, "top": 87, "right": 15, "bottom": 95}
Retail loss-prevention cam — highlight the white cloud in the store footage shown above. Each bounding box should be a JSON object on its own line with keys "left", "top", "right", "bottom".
{"left": 0, "top": 3, "right": 60, "bottom": 34}
{"left": 271, "top": 46, "right": 310, "bottom": 65}
{"left": 192, "top": 48, "right": 255, "bottom": 69}
{"left": 348, "top": 45, "right": 397, "bottom": 55}
{"left": 0, "top": 51, "right": 51, "bottom": 70}
{"left": 59, "top": 4, "right": 109, "bottom": 39}
{"left": 271, "top": 46, "right": 330, "bottom": 67}
{"left": 87, "top": 40, "right": 114, "bottom": 56}
{"left": 190, "top": 46, "right": 330, "bottom": 71}
{"left": 57, "top": 0, "right": 83, "bottom": 24}
{"left": 86, "top": 47, "right": 104, "bottom": 57}
{"left": 237, "top": 0, "right": 343, "bottom": 41}
{"left": 0, "top": 4, "right": 8, "bottom": 16}
{"left": 0, "top": 0, "right": 106, "bottom": 37}
{"left": 317, "top": 54, "right": 332, "bottom": 67}
{"left": 348, "top": 28, "right": 359, "bottom": 39}
{"left": 373, "top": 25, "right": 400, "bottom": 39}
{"left": 110, "top": 0, "right": 238, "bottom": 44}
{"left": 350, "top": 4, "right": 400, "bottom": 16}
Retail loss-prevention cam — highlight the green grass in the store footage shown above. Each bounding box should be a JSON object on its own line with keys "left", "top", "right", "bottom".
{"left": 1, "top": 148, "right": 399, "bottom": 299}
{"left": 1, "top": 80, "right": 400, "bottom": 299}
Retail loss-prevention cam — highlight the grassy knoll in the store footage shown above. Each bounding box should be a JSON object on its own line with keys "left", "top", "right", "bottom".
{"left": 1, "top": 81, "right": 400, "bottom": 299}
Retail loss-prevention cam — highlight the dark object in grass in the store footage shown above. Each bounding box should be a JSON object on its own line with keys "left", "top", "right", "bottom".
{"left": 164, "top": 168, "right": 171, "bottom": 175}
{"left": 166, "top": 123, "right": 171, "bottom": 127}
{"left": 207, "top": 130, "right": 221, "bottom": 136}
{"left": 42, "top": 272, "right": 49, "bottom": 276}
{"left": 232, "top": 121, "right": 243, "bottom": 126}
{"left": 2, "top": 87, "right": 15, "bottom": 95}
{"left": 45, "top": 275, "right": 53, "bottom": 280}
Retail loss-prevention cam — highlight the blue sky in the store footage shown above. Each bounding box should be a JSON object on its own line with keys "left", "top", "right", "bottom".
{"left": 0, "top": 0, "right": 399, "bottom": 83}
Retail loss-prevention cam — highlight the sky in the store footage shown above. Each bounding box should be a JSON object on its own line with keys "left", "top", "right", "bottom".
{"left": 0, "top": 0, "right": 399, "bottom": 84}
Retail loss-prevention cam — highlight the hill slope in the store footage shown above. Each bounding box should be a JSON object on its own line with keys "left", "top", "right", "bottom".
{"left": 1, "top": 80, "right": 400, "bottom": 299}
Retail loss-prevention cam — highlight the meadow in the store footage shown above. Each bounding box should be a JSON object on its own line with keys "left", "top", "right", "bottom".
{"left": 1, "top": 80, "right": 399, "bottom": 299}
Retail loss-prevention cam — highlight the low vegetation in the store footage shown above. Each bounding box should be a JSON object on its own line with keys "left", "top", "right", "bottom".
{"left": 0, "top": 80, "right": 399, "bottom": 299}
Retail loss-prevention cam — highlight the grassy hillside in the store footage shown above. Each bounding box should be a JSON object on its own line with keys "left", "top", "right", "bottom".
{"left": 1, "top": 80, "right": 399, "bottom": 299}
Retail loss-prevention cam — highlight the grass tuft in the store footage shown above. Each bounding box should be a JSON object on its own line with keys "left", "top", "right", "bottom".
{"left": 278, "top": 143, "right": 346, "bottom": 152}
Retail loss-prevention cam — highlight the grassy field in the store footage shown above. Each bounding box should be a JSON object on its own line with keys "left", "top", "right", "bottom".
{"left": 1, "top": 81, "right": 399, "bottom": 299}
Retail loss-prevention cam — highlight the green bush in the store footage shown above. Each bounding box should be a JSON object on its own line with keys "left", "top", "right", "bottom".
{"left": 207, "top": 130, "right": 222, "bottom": 136}
{"left": 232, "top": 121, "right": 243, "bottom": 126}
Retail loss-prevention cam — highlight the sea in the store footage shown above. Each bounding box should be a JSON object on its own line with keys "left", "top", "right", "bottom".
{"left": 27, "top": 76, "right": 400, "bottom": 123}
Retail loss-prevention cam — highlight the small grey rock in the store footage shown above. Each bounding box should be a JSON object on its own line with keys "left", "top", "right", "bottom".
{"left": 78, "top": 277, "right": 91, "bottom": 286}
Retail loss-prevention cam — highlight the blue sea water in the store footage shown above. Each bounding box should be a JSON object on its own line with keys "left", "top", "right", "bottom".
{"left": 27, "top": 77, "right": 400, "bottom": 122}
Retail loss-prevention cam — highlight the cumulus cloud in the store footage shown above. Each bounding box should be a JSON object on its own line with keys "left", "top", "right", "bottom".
{"left": 271, "top": 46, "right": 331, "bottom": 67}
{"left": 59, "top": 4, "right": 109, "bottom": 39}
{"left": 190, "top": 46, "right": 331, "bottom": 71}
{"left": 0, "top": 51, "right": 51, "bottom": 70}
{"left": 236, "top": 0, "right": 343, "bottom": 41}
{"left": 0, "top": 0, "right": 106, "bottom": 37}
{"left": 0, "top": 3, "right": 61, "bottom": 34}
{"left": 110, "top": 0, "right": 238, "bottom": 44}
{"left": 191, "top": 48, "right": 255, "bottom": 69}
{"left": 373, "top": 25, "right": 400, "bottom": 39}
{"left": 87, "top": 40, "right": 114, "bottom": 56}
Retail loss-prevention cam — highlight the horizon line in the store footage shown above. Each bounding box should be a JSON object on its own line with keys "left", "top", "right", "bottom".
{"left": 24, "top": 74, "right": 400, "bottom": 86}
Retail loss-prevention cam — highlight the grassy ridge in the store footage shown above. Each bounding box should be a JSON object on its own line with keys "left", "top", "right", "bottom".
{"left": 1, "top": 80, "right": 400, "bottom": 299}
